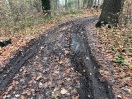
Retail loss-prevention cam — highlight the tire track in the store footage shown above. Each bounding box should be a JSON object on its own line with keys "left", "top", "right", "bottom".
{"left": 0, "top": 16, "right": 114, "bottom": 99}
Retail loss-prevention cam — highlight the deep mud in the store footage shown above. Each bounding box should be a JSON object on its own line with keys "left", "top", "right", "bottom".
{"left": 0, "top": 16, "right": 114, "bottom": 99}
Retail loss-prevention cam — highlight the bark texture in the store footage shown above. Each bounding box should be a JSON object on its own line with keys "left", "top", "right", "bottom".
{"left": 99, "top": 0, "right": 125, "bottom": 26}
{"left": 41, "top": 0, "right": 51, "bottom": 14}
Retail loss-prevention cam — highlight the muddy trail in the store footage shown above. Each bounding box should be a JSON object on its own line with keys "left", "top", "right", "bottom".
{"left": 0, "top": 16, "right": 114, "bottom": 99}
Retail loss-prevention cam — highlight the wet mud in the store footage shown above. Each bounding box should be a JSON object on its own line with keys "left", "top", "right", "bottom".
{"left": 0, "top": 16, "right": 114, "bottom": 99}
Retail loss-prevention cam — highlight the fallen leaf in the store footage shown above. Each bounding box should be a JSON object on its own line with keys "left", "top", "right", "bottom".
{"left": 60, "top": 88, "right": 68, "bottom": 95}
{"left": 36, "top": 75, "right": 43, "bottom": 81}
{"left": 58, "top": 61, "right": 63, "bottom": 65}
{"left": 8, "top": 86, "right": 13, "bottom": 91}
{"left": 38, "top": 82, "right": 43, "bottom": 88}
{"left": 64, "top": 50, "right": 70, "bottom": 55}
{"left": 66, "top": 69, "right": 71, "bottom": 74}
{"left": 71, "top": 89, "right": 77, "bottom": 94}
{"left": 15, "top": 94, "right": 20, "bottom": 98}
{"left": 25, "top": 89, "right": 31, "bottom": 96}
{"left": 21, "top": 95, "right": 25, "bottom": 99}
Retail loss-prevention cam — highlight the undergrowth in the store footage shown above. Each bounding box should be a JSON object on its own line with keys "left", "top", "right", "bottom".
{"left": 0, "top": 9, "right": 85, "bottom": 38}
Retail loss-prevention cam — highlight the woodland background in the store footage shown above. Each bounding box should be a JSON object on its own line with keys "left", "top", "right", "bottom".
{"left": 0, "top": 0, "right": 132, "bottom": 99}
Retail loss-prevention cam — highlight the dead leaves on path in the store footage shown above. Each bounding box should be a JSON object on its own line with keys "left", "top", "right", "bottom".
{"left": 0, "top": 30, "right": 82, "bottom": 99}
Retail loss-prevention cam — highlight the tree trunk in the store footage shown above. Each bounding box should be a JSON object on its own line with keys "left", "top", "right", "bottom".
{"left": 87, "top": 0, "right": 94, "bottom": 8}
{"left": 65, "top": 0, "right": 68, "bottom": 10}
{"left": 41, "top": 0, "right": 51, "bottom": 14}
{"left": 78, "top": 0, "right": 80, "bottom": 9}
{"left": 99, "top": 0, "right": 125, "bottom": 26}
{"left": 55, "top": 0, "right": 58, "bottom": 10}
{"left": 83, "top": 0, "right": 87, "bottom": 8}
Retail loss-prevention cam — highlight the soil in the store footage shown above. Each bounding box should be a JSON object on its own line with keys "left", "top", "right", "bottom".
{"left": 0, "top": 16, "right": 114, "bottom": 99}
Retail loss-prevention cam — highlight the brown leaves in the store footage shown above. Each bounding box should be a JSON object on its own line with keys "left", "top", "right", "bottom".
{"left": 60, "top": 88, "right": 68, "bottom": 95}
{"left": 21, "top": 88, "right": 31, "bottom": 96}
{"left": 95, "top": 25, "right": 132, "bottom": 99}
{"left": 7, "top": 85, "right": 13, "bottom": 92}
{"left": 66, "top": 69, "right": 71, "bottom": 74}
{"left": 21, "top": 95, "right": 26, "bottom": 99}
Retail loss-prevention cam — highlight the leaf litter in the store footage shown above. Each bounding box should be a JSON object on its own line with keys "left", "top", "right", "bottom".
{"left": 87, "top": 22, "right": 132, "bottom": 99}
{"left": 0, "top": 22, "right": 82, "bottom": 99}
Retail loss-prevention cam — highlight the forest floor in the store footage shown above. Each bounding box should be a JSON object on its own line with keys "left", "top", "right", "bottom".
{"left": 0, "top": 10, "right": 132, "bottom": 99}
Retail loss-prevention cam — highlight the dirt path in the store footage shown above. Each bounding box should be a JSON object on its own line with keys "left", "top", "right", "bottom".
{"left": 0, "top": 16, "right": 114, "bottom": 99}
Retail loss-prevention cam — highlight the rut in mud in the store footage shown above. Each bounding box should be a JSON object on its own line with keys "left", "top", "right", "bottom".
{"left": 0, "top": 16, "right": 114, "bottom": 99}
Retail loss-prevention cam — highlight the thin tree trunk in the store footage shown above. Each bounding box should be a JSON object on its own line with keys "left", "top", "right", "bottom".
{"left": 65, "top": 0, "right": 68, "bottom": 10}
{"left": 83, "top": 0, "right": 87, "bottom": 8}
{"left": 87, "top": 0, "right": 93, "bottom": 8}
{"left": 78, "top": 0, "right": 80, "bottom": 9}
